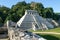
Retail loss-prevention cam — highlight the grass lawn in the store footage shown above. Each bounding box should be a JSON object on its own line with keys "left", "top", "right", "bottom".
{"left": 0, "top": 38, "right": 8, "bottom": 40}
{"left": 37, "top": 34, "right": 60, "bottom": 40}
{"left": 29, "top": 27, "right": 60, "bottom": 40}
{"left": 30, "top": 27, "right": 60, "bottom": 33}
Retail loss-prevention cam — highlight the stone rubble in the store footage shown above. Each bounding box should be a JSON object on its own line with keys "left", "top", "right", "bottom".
{"left": 8, "top": 27, "right": 46, "bottom": 40}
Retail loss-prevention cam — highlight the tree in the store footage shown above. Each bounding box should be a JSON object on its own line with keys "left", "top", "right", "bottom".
{"left": 30, "top": 2, "right": 44, "bottom": 16}
{"left": 44, "top": 7, "right": 54, "bottom": 18}
{"left": 0, "top": 17, "right": 3, "bottom": 23}
{"left": 0, "top": 1, "right": 58, "bottom": 23}
{"left": 0, "top": 6, "right": 10, "bottom": 23}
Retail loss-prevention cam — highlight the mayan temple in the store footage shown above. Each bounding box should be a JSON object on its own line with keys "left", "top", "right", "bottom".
{"left": 16, "top": 10, "right": 54, "bottom": 31}
{"left": 7, "top": 10, "right": 55, "bottom": 40}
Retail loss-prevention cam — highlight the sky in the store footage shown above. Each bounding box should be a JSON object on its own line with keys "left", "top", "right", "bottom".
{"left": 0, "top": 0, "right": 60, "bottom": 12}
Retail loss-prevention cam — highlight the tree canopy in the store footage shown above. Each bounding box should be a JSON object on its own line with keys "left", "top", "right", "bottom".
{"left": 0, "top": 1, "right": 59, "bottom": 24}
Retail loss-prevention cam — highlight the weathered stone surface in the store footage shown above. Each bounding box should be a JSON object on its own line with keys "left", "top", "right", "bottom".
{"left": 8, "top": 28, "right": 46, "bottom": 40}
{"left": 17, "top": 10, "right": 54, "bottom": 31}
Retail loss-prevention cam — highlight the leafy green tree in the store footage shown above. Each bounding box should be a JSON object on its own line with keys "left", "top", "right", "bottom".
{"left": 0, "top": 1, "right": 59, "bottom": 23}
{"left": 30, "top": 2, "right": 44, "bottom": 16}
{"left": 0, "top": 6, "right": 10, "bottom": 23}
{"left": 44, "top": 8, "right": 54, "bottom": 18}
{"left": 0, "top": 17, "right": 3, "bottom": 23}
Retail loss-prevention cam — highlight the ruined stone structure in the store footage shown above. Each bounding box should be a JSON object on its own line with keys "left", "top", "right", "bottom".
{"left": 17, "top": 10, "right": 54, "bottom": 31}
{"left": 8, "top": 27, "right": 46, "bottom": 40}
{"left": 46, "top": 18, "right": 59, "bottom": 27}
{"left": 7, "top": 10, "right": 56, "bottom": 40}
{"left": 7, "top": 20, "right": 46, "bottom": 40}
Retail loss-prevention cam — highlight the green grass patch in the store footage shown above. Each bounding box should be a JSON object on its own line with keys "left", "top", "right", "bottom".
{"left": 37, "top": 34, "right": 60, "bottom": 40}
{"left": 29, "top": 27, "right": 60, "bottom": 40}
{"left": 30, "top": 27, "right": 60, "bottom": 33}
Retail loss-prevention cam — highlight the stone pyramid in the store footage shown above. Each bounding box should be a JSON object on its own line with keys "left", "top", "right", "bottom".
{"left": 16, "top": 10, "right": 54, "bottom": 31}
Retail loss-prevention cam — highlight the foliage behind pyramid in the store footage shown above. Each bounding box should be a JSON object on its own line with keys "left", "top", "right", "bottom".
{"left": 0, "top": 1, "right": 59, "bottom": 25}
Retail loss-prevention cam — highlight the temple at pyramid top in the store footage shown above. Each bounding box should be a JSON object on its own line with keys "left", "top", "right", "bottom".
{"left": 16, "top": 10, "right": 54, "bottom": 31}
{"left": 25, "top": 10, "right": 38, "bottom": 14}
